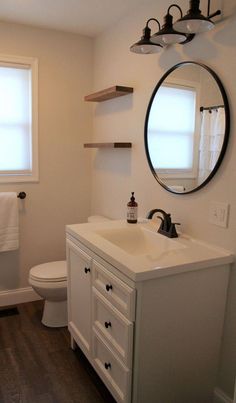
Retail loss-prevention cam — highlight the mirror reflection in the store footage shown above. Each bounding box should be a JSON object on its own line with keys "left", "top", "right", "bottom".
{"left": 145, "top": 62, "right": 230, "bottom": 194}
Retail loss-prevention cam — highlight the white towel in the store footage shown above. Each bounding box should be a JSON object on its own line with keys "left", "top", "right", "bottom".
{"left": 0, "top": 192, "right": 19, "bottom": 252}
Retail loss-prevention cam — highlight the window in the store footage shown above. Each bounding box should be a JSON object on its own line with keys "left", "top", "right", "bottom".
{"left": 148, "top": 83, "right": 198, "bottom": 177}
{"left": 0, "top": 54, "right": 38, "bottom": 182}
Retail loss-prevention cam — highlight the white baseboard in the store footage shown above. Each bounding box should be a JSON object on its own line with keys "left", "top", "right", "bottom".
{"left": 214, "top": 388, "right": 233, "bottom": 403}
{"left": 0, "top": 286, "right": 42, "bottom": 307}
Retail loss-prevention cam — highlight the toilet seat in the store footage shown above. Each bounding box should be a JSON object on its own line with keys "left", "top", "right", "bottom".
{"left": 29, "top": 261, "right": 67, "bottom": 282}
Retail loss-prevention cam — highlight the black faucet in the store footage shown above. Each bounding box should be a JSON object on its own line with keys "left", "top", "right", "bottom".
{"left": 146, "top": 209, "right": 179, "bottom": 238}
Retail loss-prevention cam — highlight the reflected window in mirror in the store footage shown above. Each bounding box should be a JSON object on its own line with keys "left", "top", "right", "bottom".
{"left": 148, "top": 82, "right": 198, "bottom": 174}
{"left": 145, "top": 62, "right": 230, "bottom": 194}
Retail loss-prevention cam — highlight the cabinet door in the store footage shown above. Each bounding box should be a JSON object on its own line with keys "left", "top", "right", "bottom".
{"left": 67, "top": 240, "right": 92, "bottom": 357}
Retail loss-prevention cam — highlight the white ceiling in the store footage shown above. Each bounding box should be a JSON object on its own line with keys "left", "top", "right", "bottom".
{"left": 0, "top": 0, "right": 147, "bottom": 37}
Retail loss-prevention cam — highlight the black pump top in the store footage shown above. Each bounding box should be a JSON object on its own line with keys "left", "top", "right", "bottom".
{"left": 130, "top": 192, "right": 135, "bottom": 201}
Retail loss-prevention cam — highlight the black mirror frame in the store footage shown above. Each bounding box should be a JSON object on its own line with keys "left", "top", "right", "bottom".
{"left": 144, "top": 61, "right": 230, "bottom": 195}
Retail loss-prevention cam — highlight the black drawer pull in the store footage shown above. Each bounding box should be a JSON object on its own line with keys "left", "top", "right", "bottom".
{"left": 104, "top": 362, "right": 111, "bottom": 370}
{"left": 84, "top": 267, "right": 90, "bottom": 274}
{"left": 105, "top": 284, "right": 113, "bottom": 292}
{"left": 105, "top": 321, "right": 112, "bottom": 329}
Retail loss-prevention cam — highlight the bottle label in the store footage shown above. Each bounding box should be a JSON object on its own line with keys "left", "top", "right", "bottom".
{"left": 127, "top": 206, "right": 138, "bottom": 222}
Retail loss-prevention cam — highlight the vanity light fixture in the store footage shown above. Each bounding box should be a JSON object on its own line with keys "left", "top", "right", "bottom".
{"left": 130, "top": 18, "right": 163, "bottom": 54}
{"left": 130, "top": 0, "right": 221, "bottom": 53}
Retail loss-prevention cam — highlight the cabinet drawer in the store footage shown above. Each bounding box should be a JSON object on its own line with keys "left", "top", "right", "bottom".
{"left": 92, "top": 260, "right": 135, "bottom": 321}
{"left": 92, "top": 287, "right": 133, "bottom": 367}
{"left": 92, "top": 329, "right": 131, "bottom": 403}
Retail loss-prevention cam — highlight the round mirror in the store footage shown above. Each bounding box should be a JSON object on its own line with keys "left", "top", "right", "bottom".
{"left": 144, "top": 62, "right": 230, "bottom": 194}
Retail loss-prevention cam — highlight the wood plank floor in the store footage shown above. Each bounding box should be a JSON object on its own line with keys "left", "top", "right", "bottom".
{"left": 0, "top": 300, "right": 116, "bottom": 403}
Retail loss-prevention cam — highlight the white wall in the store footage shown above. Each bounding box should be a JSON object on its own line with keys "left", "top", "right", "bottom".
{"left": 90, "top": 0, "right": 236, "bottom": 398}
{"left": 0, "top": 22, "right": 93, "bottom": 289}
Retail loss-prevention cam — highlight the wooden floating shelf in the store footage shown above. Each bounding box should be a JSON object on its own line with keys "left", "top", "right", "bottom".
{"left": 84, "top": 142, "right": 132, "bottom": 149}
{"left": 84, "top": 86, "right": 133, "bottom": 102}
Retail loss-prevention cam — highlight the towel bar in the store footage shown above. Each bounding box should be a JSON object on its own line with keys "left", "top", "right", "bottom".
{"left": 17, "top": 192, "right": 26, "bottom": 199}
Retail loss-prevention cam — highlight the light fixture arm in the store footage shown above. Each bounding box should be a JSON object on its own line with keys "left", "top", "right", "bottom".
{"left": 141, "top": 19, "right": 161, "bottom": 41}
{"left": 207, "top": 0, "right": 221, "bottom": 19}
{"left": 167, "top": 4, "right": 183, "bottom": 18}
{"left": 146, "top": 18, "right": 161, "bottom": 31}
{"left": 207, "top": 0, "right": 211, "bottom": 16}
{"left": 208, "top": 9, "right": 221, "bottom": 19}
{"left": 207, "top": 0, "right": 221, "bottom": 18}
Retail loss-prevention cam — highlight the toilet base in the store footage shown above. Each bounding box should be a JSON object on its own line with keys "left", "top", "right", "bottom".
{"left": 42, "top": 299, "right": 68, "bottom": 327}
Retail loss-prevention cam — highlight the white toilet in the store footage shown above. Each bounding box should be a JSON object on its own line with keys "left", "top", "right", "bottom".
{"left": 29, "top": 215, "right": 111, "bottom": 328}
{"left": 29, "top": 260, "right": 67, "bottom": 327}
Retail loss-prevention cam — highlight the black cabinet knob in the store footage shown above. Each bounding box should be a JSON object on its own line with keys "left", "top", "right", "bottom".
{"left": 105, "top": 321, "right": 112, "bottom": 329}
{"left": 104, "top": 362, "right": 111, "bottom": 370}
{"left": 105, "top": 284, "right": 113, "bottom": 292}
{"left": 84, "top": 267, "right": 90, "bottom": 274}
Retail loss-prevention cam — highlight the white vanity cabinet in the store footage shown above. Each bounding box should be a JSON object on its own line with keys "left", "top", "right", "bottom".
{"left": 66, "top": 224, "right": 233, "bottom": 403}
{"left": 67, "top": 234, "right": 135, "bottom": 402}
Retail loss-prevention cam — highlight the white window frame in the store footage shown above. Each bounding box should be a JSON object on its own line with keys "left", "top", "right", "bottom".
{"left": 0, "top": 54, "right": 38, "bottom": 183}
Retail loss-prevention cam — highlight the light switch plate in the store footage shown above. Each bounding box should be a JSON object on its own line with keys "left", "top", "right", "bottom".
{"left": 209, "top": 201, "right": 229, "bottom": 228}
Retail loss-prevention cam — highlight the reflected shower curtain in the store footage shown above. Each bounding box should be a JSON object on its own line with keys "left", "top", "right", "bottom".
{"left": 197, "top": 108, "right": 225, "bottom": 184}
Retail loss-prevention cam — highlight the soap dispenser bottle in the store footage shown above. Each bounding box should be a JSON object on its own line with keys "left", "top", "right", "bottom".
{"left": 127, "top": 192, "right": 138, "bottom": 224}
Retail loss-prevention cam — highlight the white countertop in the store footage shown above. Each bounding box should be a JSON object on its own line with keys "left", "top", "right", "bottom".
{"left": 66, "top": 219, "right": 234, "bottom": 281}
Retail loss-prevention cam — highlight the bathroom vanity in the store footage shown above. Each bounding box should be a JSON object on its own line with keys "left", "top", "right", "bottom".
{"left": 66, "top": 220, "right": 234, "bottom": 403}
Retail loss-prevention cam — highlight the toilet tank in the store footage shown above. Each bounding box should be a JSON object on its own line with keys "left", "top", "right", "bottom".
{"left": 87, "top": 215, "right": 111, "bottom": 223}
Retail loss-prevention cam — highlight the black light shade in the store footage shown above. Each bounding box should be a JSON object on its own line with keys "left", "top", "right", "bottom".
{"left": 130, "top": 21, "right": 163, "bottom": 54}
{"left": 173, "top": 0, "right": 220, "bottom": 34}
{"left": 151, "top": 13, "right": 187, "bottom": 45}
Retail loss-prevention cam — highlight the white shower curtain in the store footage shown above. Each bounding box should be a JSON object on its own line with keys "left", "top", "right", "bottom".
{"left": 198, "top": 108, "right": 225, "bottom": 184}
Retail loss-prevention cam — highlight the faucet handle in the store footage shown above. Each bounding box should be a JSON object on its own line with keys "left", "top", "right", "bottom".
{"left": 169, "top": 222, "right": 180, "bottom": 238}
{"left": 157, "top": 213, "right": 172, "bottom": 232}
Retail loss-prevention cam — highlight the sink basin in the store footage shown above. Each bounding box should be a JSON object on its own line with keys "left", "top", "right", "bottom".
{"left": 67, "top": 219, "right": 234, "bottom": 281}
{"left": 95, "top": 225, "right": 183, "bottom": 256}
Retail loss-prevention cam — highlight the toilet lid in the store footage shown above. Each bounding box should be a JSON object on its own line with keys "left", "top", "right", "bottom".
{"left": 29, "top": 261, "right": 67, "bottom": 282}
